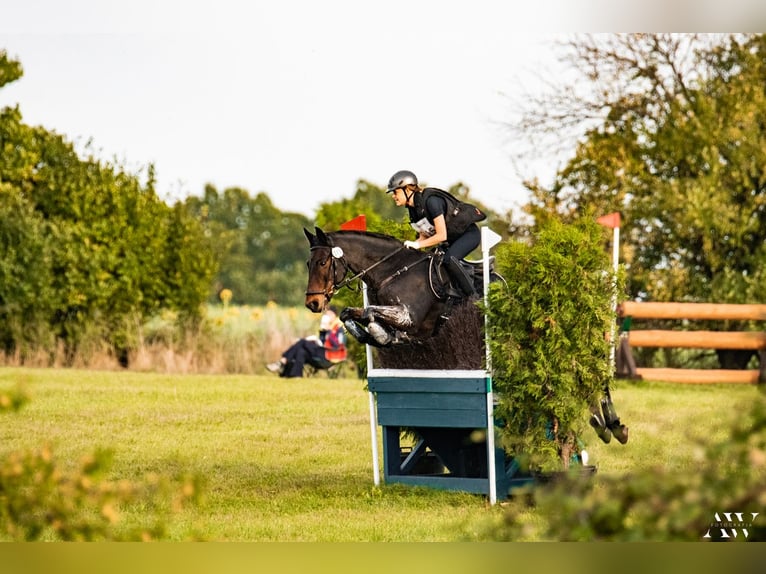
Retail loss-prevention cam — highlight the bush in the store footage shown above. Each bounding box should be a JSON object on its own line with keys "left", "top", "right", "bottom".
{"left": 0, "top": 387, "right": 203, "bottom": 541}
{"left": 487, "top": 217, "right": 621, "bottom": 471}
{"left": 472, "top": 390, "right": 766, "bottom": 541}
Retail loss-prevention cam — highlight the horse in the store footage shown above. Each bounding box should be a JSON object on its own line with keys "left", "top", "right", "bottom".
{"left": 303, "top": 227, "right": 495, "bottom": 348}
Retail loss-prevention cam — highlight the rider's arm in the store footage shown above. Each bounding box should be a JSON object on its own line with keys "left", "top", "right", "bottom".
{"left": 415, "top": 214, "right": 447, "bottom": 248}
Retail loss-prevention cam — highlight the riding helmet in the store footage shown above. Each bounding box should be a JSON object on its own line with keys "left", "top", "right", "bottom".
{"left": 386, "top": 170, "right": 418, "bottom": 193}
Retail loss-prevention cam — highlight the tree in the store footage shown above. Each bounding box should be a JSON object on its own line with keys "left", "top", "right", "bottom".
{"left": 0, "top": 184, "right": 56, "bottom": 356}
{"left": 511, "top": 34, "right": 766, "bottom": 369}
{"left": 1, "top": 52, "right": 215, "bottom": 362}
{"left": 182, "top": 185, "right": 312, "bottom": 306}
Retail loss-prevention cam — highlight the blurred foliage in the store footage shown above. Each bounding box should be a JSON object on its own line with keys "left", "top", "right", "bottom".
{"left": 474, "top": 390, "right": 766, "bottom": 541}
{"left": 0, "top": 390, "right": 204, "bottom": 541}
{"left": 487, "top": 217, "right": 623, "bottom": 470}
{"left": 0, "top": 385, "right": 29, "bottom": 413}
{"left": 0, "top": 445, "right": 204, "bottom": 541}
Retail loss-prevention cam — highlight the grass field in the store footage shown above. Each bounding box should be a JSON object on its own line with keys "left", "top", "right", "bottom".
{"left": 0, "top": 367, "right": 760, "bottom": 541}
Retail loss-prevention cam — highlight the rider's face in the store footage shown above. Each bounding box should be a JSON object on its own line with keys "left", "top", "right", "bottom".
{"left": 392, "top": 187, "right": 408, "bottom": 207}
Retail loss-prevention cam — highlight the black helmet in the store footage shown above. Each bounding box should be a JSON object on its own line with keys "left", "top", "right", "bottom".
{"left": 386, "top": 170, "right": 418, "bottom": 193}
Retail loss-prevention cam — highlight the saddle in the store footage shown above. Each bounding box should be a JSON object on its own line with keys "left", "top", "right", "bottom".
{"left": 428, "top": 250, "right": 496, "bottom": 300}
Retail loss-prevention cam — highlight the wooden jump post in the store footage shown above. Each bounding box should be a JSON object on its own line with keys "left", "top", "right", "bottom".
{"left": 616, "top": 302, "right": 766, "bottom": 384}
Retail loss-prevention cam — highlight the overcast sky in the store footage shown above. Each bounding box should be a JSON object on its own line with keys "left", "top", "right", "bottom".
{"left": 2, "top": 1, "right": 764, "bottom": 217}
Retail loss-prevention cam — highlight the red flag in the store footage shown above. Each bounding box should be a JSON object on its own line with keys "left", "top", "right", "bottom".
{"left": 340, "top": 215, "right": 367, "bottom": 231}
{"left": 597, "top": 212, "right": 621, "bottom": 229}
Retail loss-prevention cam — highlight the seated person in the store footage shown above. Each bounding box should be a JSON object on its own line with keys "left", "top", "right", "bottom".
{"left": 266, "top": 306, "right": 347, "bottom": 378}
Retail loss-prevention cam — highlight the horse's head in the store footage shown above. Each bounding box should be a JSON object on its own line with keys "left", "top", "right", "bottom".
{"left": 304, "top": 227, "right": 347, "bottom": 313}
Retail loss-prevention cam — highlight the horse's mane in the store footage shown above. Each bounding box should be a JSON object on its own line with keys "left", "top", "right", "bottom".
{"left": 330, "top": 230, "right": 402, "bottom": 244}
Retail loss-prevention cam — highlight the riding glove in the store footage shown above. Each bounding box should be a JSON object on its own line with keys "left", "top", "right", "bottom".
{"left": 403, "top": 240, "right": 420, "bottom": 249}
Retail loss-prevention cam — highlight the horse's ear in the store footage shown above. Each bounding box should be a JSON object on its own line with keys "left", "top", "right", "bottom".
{"left": 304, "top": 227, "right": 317, "bottom": 246}
{"left": 315, "top": 227, "right": 330, "bottom": 245}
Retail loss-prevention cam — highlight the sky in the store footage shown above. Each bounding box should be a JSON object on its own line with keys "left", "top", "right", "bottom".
{"left": 2, "top": 1, "right": 765, "bottom": 218}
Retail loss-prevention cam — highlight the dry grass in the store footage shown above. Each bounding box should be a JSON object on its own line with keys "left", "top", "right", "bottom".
{"left": 0, "top": 305, "right": 332, "bottom": 375}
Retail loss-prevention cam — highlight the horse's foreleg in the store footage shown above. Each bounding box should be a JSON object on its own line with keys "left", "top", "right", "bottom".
{"left": 361, "top": 305, "right": 414, "bottom": 346}
{"left": 343, "top": 318, "right": 384, "bottom": 347}
{"left": 340, "top": 304, "right": 413, "bottom": 347}
{"left": 339, "top": 306, "right": 390, "bottom": 346}
{"left": 362, "top": 305, "right": 413, "bottom": 331}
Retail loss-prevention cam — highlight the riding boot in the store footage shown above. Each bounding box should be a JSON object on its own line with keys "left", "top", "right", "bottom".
{"left": 446, "top": 257, "right": 475, "bottom": 297}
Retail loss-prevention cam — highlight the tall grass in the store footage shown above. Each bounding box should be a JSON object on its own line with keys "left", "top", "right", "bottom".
{"left": 134, "top": 304, "right": 324, "bottom": 375}
{"left": 0, "top": 305, "right": 330, "bottom": 375}
{"left": 0, "top": 367, "right": 759, "bottom": 541}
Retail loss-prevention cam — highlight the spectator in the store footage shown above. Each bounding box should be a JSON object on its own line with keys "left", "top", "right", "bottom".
{"left": 266, "top": 306, "right": 347, "bottom": 378}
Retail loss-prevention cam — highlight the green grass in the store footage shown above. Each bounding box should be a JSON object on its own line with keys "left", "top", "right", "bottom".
{"left": 0, "top": 367, "right": 760, "bottom": 541}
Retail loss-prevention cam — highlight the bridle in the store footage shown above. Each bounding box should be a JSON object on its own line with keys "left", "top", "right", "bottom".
{"left": 305, "top": 242, "right": 412, "bottom": 301}
{"left": 305, "top": 245, "right": 350, "bottom": 300}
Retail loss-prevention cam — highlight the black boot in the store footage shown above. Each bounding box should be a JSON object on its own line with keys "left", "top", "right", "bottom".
{"left": 446, "top": 257, "right": 475, "bottom": 297}
{"left": 589, "top": 412, "right": 612, "bottom": 444}
{"left": 601, "top": 396, "right": 629, "bottom": 444}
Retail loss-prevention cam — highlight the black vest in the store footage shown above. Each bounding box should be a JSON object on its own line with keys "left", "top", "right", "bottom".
{"left": 410, "top": 188, "right": 486, "bottom": 242}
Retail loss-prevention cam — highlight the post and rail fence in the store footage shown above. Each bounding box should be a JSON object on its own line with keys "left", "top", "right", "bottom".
{"left": 616, "top": 302, "right": 766, "bottom": 384}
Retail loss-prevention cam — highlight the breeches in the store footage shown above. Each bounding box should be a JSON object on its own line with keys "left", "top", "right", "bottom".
{"left": 445, "top": 224, "right": 481, "bottom": 260}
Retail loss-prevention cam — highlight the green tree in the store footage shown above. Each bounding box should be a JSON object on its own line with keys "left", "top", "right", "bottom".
{"left": 513, "top": 34, "right": 766, "bottom": 369}
{"left": 183, "top": 185, "right": 311, "bottom": 306}
{"left": 0, "top": 183, "right": 56, "bottom": 356}
{"left": 0, "top": 52, "right": 215, "bottom": 362}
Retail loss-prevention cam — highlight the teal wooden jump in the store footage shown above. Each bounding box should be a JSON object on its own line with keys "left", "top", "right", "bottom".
{"left": 367, "top": 368, "right": 533, "bottom": 499}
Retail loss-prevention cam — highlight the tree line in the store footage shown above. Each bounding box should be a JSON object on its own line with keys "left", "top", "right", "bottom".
{"left": 3, "top": 34, "right": 766, "bottom": 369}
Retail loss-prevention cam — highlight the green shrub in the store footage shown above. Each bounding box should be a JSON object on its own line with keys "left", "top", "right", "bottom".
{"left": 0, "top": 386, "right": 203, "bottom": 541}
{"left": 487, "top": 217, "right": 621, "bottom": 471}
{"left": 473, "top": 390, "right": 766, "bottom": 541}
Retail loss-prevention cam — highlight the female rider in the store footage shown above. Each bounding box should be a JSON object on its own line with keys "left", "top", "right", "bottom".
{"left": 386, "top": 169, "right": 480, "bottom": 297}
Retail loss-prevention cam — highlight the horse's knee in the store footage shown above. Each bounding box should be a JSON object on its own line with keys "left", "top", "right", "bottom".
{"left": 340, "top": 307, "right": 360, "bottom": 322}
{"left": 362, "top": 307, "right": 377, "bottom": 322}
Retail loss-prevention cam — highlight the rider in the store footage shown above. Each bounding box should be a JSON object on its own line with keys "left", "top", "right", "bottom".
{"left": 386, "top": 169, "right": 480, "bottom": 297}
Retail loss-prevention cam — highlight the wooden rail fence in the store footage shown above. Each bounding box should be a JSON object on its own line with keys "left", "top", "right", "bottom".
{"left": 616, "top": 302, "right": 766, "bottom": 384}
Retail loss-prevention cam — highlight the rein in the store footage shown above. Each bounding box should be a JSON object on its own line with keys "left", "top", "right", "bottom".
{"left": 306, "top": 243, "right": 427, "bottom": 298}
{"left": 376, "top": 254, "right": 430, "bottom": 291}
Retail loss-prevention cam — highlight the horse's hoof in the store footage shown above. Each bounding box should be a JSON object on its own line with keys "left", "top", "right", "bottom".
{"left": 589, "top": 413, "right": 612, "bottom": 444}
{"left": 367, "top": 322, "right": 392, "bottom": 346}
{"left": 610, "top": 424, "right": 629, "bottom": 444}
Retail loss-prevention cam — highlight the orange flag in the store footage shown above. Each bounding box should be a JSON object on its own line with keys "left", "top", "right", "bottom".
{"left": 340, "top": 215, "right": 367, "bottom": 231}
{"left": 597, "top": 212, "right": 621, "bottom": 229}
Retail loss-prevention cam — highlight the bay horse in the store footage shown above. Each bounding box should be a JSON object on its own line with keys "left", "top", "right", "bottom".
{"left": 304, "top": 227, "right": 491, "bottom": 347}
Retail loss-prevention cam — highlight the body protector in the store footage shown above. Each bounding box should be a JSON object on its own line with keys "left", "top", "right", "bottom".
{"left": 408, "top": 188, "right": 486, "bottom": 243}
